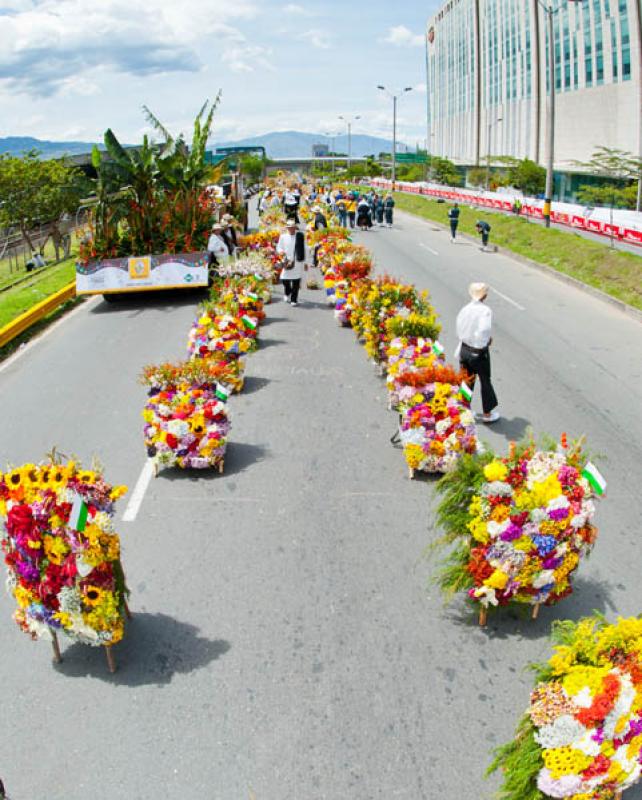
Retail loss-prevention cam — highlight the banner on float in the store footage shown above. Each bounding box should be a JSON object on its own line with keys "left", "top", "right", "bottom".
{"left": 76, "top": 251, "right": 209, "bottom": 295}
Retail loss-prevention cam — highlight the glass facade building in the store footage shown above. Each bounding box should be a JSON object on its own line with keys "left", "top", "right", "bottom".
{"left": 426, "top": 0, "right": 642, "bottom": 168}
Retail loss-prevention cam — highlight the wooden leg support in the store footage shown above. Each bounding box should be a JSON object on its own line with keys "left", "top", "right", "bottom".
{"left": 479, "top": 608, "right": 488, "bottom": 627}
{"left": 105, "top": 645, "right": 117, "bottom": 674}
{"left": 532, "top": 603, "right": 541, "bottom": 620}
{"left": 124, "top": 598, "right": 132, "bottom": 620}
{"left": 614, "top": 792, "right": 622, "bottom": 800}
{"left": 218, "top": 460, "right": 225, "bottom": 474}
{"left": 408, "top": 467, "right": 415, "bottom": 480}
{"left": 51, "top": 631, "right": 62, "bottom": 664}
{"left": 153, "top": 460, "right": 159, "bottom": 478}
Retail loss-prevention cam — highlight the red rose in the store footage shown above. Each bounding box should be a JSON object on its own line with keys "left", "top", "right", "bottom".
{"left": 166, "top": 433, "right": 178, "bottom": 449}
{"left": 6, "top": 504, "right": 35, "bottom": 539}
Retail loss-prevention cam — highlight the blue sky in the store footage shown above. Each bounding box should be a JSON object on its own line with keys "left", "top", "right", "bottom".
{"left": 0, "top": 0, "right": 441, "bottom": 146}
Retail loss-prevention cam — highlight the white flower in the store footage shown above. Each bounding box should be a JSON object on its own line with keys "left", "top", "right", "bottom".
{"left": 572, "top": 686, "right": 594, "bottom": 709}
{"left": 530, "top": 508, "right": 547, "bottom": 524}
{"left": 573, "top": 728, "right": 601, "bottom": 756}
{"left": 460, "top": 410, "right": 475, "bottom": 426}
{"left": 157, "top": 403, "right": 171, "bottom": 417}
{"left": 535, "top": 715, "right": 586, "bottom": 749}
{"left": 487, "top": 520, "right": 510, "bottom": 539}
{"left": 533, "top": 569, "right": 556, "bottom": 588}
{"left": 58, "top": 586, "right": 82, "bottom": 615}
{"left": 602, "top": 674, "right": 635, "bottom": 739}
{"left": 473, "top": 585, "right": 499, "bottom": 606}
{"left": 547, "top": 495, "right": 570, "bottom": 511}
{"left": 93, "top": 511, "right": 114, "bottom": 533}
{"left": 167, "top": 419, "right": 189, "bottom": 438}
{"left": 436, "top": 418, "right": 451, "bottom": 436}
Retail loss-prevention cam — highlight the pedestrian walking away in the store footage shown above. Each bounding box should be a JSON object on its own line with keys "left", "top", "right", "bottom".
{"left": 383, "top": 193, "right": 395, "bottom": 227}
{"left": 283, "top": 188, "right": 299, "bottom": 223}
{"left": 456, "top": 282, "right": 500, "bottom": 423}
{"left": 356, "top": 197, "right": 372, "bottom": 230}
{"left": 476, "top": 220, "right": 491, "bottom": 251}
{"left": 346, "top": 194, "right": 357, "bottom": 229}
{"left": 336, "top": 197, "right": 348, "bottom": 228}
{"left": 312, "top": 206, "right": 328, "bottom": 230}
{"left": 374, "top": 194, "right": 384, "bottom": 225}
{"left": 448, "top": 203, "right": 460, "bottom": 242}
{"left": 276, "top": 219, "right": 306, "bottom": 306}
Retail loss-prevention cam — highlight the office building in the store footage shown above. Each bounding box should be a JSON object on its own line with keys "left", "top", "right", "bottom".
{"left": 425, "top": 0, "right": 642, "bottom": 175}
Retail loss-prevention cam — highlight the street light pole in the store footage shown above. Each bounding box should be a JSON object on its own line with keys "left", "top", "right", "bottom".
{"left": 378, "top": 85, "right": 413, "bottom": 190}
{"left": 543, "top": 3, "right": 556, "bottom": 227}
{"left": 338, "top": 114, "right": 360, "bottom": 171}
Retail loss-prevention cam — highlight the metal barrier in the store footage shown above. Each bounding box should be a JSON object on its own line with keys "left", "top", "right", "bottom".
{"left": 0, "top": 281, "right": 77, "bottom": 349}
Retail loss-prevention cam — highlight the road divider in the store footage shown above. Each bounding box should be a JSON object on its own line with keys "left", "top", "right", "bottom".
{"left": 0, "top": 280, "right": 76, "bottom": 349}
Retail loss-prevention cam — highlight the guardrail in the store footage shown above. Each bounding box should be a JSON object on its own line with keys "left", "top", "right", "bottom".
{"left": 0, "top": 281, "right": 77, "bottom": 349}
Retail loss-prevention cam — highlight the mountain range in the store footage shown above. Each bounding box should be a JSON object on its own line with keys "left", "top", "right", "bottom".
{"left": 0, "top": 130, "right": 410, "bottom": 160}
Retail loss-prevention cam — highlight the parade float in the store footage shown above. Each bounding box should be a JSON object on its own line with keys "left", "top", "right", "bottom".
{"left": 141, "top": 361, "right": 231, "bottom": 474}
{"left": 489, "top": 615, "right": 642, "bottom": 800}
{"left": 0, "top": 457, "right": 129, "bottom": 672}
{"left": 432, "top": 435, "right": 606, "bottom": 625}
{"left": 76, "top": 99, "right": 228, "bottom": 297}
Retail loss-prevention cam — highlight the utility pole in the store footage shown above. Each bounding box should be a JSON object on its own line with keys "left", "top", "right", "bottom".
{"left": 338, "top": 115, "right": 360, "bottom": 172}
{"left": 485, "top": 115, "right": 503, "bottom": 190}
{"left": 543, "top": 3, "right": 555, "bottom": 227}
{"left": 378, "top": 85, "right": 413, "bottom": 190}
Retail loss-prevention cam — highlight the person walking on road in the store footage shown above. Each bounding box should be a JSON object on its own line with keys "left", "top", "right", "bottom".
{"left": 374, "top": 194, "right": 384, "bottom": 225}
{"left": 312, "top": 206, "right": 328, "bottom": 230}
{"left": 448, "top": 203, "right": 460, "bottom": 242}
{"left": 346, "top": 194, "right": 357, "bottom": 229}
{"left": 476, "top": 220, "right": 491, "bottom": 251}
{"left": 456, "top": 282, "right": 500, "bottom": 423}
{"left": 336, "top": 196, "right": 348, "bottom": 228}
{"left": 383, "top": 193, "right": 395, "bottom": 227}
{"left": 283, "top": 188, "right": 299, "bottom": 222}
{"left": 357, "top": 196, "right": 372, "bottom": 230}
{"left": 207, "top": 222, "right": 229, "bottom": 280}
{"left": 276, "top": 219, "right": 306, "bottom": 306}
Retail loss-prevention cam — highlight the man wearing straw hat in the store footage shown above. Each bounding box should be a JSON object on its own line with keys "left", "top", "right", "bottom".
{"left": 276, "top": 219, "right": 306, "bottom": 306}
{"left": 456, "top": 282, "right": 500, "bottom": 423}
{"left": 207, "top": 222, "right": 229, "bottom": 276}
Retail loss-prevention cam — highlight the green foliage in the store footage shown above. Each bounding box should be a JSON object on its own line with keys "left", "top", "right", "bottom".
{"left": 386, "top": 313, "right": 441, "bottom": 341}
{"left": 508, "top": 158, "right": 546, "bottom": 196}
{"left": 429, "top": 156, "right": 462, "bottom": 186}
{"left": 396, "top": 163, "right": 425, "bottom": 182}
{"left": 467, "top": 167, "right": 488, "bottom": 188}
{"left": 239, "top": 154, "right": 265, "bottom": 183}
{"left": 487, "top": 716, "right": 544, "bottom": 800}
{"left": 0, "top": 150, "right": 87, "bottom": 255}
{"left": 577, "top": 182, "right": 637, "bottom": 209}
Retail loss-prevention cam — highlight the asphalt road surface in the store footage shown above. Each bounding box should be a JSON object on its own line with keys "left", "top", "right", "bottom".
{"left": 0, "top": 210, "right": 641, "bottom": 800}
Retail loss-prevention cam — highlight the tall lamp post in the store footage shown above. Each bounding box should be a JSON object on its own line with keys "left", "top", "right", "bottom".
{"left": 377, "top": 85, "right": 413, "bottom": 188}
{"left": 338, "top": 114, "right": 361, "bottom": 171}
{"left": 325, "top": 131, "right": 339, "bottom": 177}
{"left": 538, "top": 0, "right": 583, "bottom": 227}
{"left": 485, "top": 115, "right": 503, "bottom": 190}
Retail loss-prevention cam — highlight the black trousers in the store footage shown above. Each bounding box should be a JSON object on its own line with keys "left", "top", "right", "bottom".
{"left": 459, "top": 344, "right": 498, "bottom": 414}
{"left": 450, "top": 221, "right": 459, "bottom": 238}
{"left": 348, "top": 211, "right": 356, "bottom": 228}
{"left": 284, "top": 204, "right": 299, "bottom": 223}
{"left": 282, "top": 278, "right": 301, "bottom": 303}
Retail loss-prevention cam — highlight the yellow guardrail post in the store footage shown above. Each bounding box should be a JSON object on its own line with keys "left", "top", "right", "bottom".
{"left": 0, "top": 281, "right": 77, "bottom": 349}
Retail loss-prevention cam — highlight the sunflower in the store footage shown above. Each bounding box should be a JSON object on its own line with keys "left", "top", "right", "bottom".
{"left": 78, "top": 470, "right": 97, "bottom": 484}
{"left": 49, "top": 467, "right": 66, "bottom": 490}
{"left": 83, "top": 585, "right": 105, "bottom": 607}
{"left": 5, "top": 468, "right": 24, "bottom": 490}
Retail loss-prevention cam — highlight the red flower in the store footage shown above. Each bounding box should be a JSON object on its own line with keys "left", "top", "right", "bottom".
{"left": 166, "top": 433, "right": 178, "bottom": 449}
{"left": 6, "top": 504, "right": 35, "bottom": 539}
{"left": 582, "top": 754, "right": 610, "bottom": 779}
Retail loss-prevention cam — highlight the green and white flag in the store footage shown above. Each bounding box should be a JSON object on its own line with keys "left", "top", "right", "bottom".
{"left": 215, "top": 383, "right": 230, "bottom": 402}
{"left": 253, "top": 272, "right": 264, "bottom": 281}
{"left": 582, "top": 462, "right": 607, "bottom": 496}
{"left": 69, "top": 493, "right": 89, "bottom": 532}
{"left": 459, "top": 381, "right": 473, "bottom": 403}
{"left": 432, "top": 340, "right": 445, "bottom": 357}
{"left": 241, "top": 315, "right": 257, "bottom": 330}
{"left": 245, "top": 292, "right": 259, "bottom": 301}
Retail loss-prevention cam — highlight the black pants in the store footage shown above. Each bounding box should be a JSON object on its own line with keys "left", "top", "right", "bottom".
{"left": 282, "top": 278, "right": 301, "bottom": 303}
{"left": 450, "top": 221, "right": 458, "bottom": 238}
{"left": 459, "top": 344, "right": 498, "bottom": 414}
{"left": 284, "top": 205, "right": 299, "bottom": 223}
{"left": 348, "top": 211, "right": 356, "bottom": 228}
{"left": 481, "top": 232, "right": 489, "bottom": 246}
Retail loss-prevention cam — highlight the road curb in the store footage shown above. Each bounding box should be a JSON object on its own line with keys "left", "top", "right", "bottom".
{"left": 399, "top": 209, "right": 642, "bottom": 324}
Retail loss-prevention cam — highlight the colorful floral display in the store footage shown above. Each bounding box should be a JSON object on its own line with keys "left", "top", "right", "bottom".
{"left": 489, "top": 615, "right": 642, "bottom": 800}
{"left": 433, "top": 436, "right": 605, "bottom": 617}
{"left": 141, "top": 360, "right": 231, "bottom": 472}
{"left": 187, "top": 303, "right": 258, "bottom": 360}
{"left": 0, "top": 460, "right": 129, "bottom": 647}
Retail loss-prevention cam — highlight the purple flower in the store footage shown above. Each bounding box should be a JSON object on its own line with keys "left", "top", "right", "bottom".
{"left": 500, "top": 523, "right": 523, "bottom": 542}
{"left": 549, "top": 507, "right": 570, "bottom": 521}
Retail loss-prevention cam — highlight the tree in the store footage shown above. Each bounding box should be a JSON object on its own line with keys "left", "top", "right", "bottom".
{"left": 576, "top": 183, "right": 637, "bottom": 210}
{"left": 0, "top": 150, "right": 86, "bottom": 258}
{"left": 508, "top": 158, "right": 546, "bottom": 196}
{"left": 467, "top": 167, "right": 488, "bottom": 188}
{"left": 429, "top": 156, "right": 462, "bottom": 186}
{"left": 238, "top": 154, "right": 265, "bottom": 184}
{"left": 573, "top": 146, "right": 642, "bottom": 211}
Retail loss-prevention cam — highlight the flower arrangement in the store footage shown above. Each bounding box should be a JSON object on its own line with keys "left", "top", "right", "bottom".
{"left": 488, "top": 615, "right": 642, "bottom": 800}
{"left": 214, "top": 251, "right": 274, "bottom": 284}
{"left": 386, "top": 338, "right": 446, "bottom": 409}
{"left": 141, "top": 360, "right": 231, "bottom": 472}
{"left": 0, "top": 458, "right": 129, "bottom": 661}
{"left": 187, "top": 303, "right": 259, "bottom": 360}
{"left": 399, "top": 363, "right": 478, "bottom": 476}
{"left": 432, "top": 435, "right": 605, "bottom": 623}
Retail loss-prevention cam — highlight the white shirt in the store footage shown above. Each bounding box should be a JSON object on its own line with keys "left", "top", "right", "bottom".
{"left": 207, "top": 234, "right": 228, "bottom": 259}
{"left": 276, "top": 232, "right": 304, "bottom": 279}
{"left": 456, "top": 300, "right": 493, "bottom": 349}
{"left": 284, "top": 191, "right": 297, "bottom": 206}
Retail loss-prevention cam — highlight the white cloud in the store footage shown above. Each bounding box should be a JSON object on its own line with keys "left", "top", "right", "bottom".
{"left": 300, "top": 29, "right": 332, "bottom": 49}
{"left": 384, "top": 25, "right": 425, "bottom": 47}
{"left": 0, "top": 0, "right": 260, "bottom": 95}
{"left": 222, "top": 43, "right": 275, "bottom": 73}
{"left": 282, "top": 3, "right": 314, "bottom": 15}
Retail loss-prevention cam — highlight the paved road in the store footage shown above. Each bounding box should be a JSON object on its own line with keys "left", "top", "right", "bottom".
{"left": 0, "top": 212, "right": 641, "bottom": 799}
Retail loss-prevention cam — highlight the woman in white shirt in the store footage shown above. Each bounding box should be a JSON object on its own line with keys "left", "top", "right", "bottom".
{"left": 276, "top": 219, "right": 306, "bottom": 306}
{"left": 207, "top": 223, "right": 229, "bottom": 276}
{"left": 456, "top": 282, "right": 500, "bottom": 423}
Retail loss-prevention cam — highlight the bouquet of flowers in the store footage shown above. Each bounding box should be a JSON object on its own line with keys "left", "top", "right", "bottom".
{"left": 399, "top": 364, "right": 478, "bottom": 476}
{"left": 488, "top": 615, "right": 642, "bottom": 800}
{"left": 141, "top": 360, "right": 231, "bottom": 472}
{"left": 0, "top": 459, "right": 129, "bottom": 648}
{"left": 187, "top": 304, "right": 259, "bottom": 360}
{"left": 386, "top": 336, "right": 444, "bottom": 407}
{"left": 214, "top": 252, "right": 274, "bottom": 285}
{"left": 432, "top": 435, "right": 605, "bottom": 621}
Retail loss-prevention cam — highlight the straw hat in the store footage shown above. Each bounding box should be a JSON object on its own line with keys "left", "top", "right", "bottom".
{"left": 211, "top": 222, "right": 223, "bottom": 231}
{"left": 468, "top": 282, "right": 489, "bottom": 301}
{"left": 286, "top": 218, "right": 297, "bottom": 227}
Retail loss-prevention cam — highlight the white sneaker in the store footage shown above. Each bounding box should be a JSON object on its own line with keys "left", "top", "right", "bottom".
{"left": 291, "top": 301, "right": 298, "bottom": 307}
{"left": 283, "top": 295, "right": 290, "bottom": 302}
{"left": 481, "top": 410, "right": 500, "bottom": 423}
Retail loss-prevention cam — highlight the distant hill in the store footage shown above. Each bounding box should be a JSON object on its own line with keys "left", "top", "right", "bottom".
{"left": 0, "top": 136, "right": 103, "bottom": 159}
{"left": 211, "top": 130, "right": 411, "bottom": 159}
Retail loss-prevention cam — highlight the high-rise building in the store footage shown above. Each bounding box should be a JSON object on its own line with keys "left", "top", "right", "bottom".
{"left": 425, "top": 0, "right": 642, "bottom": 172}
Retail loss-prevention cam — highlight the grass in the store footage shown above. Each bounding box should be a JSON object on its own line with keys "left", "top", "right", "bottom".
{"left": 0, "top": 238, "right": 62, "bottom": 288}
{"left": 0, "top": 256, "right": 77, "bottom": 329}
{"left": 391, "top": 192, "right": 642, "bottom": 312}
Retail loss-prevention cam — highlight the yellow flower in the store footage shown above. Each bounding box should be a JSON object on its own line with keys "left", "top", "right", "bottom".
{"left": 484, "top": 569, "right": 509, "bottom": 590}
{"left": 78, "top": 470, "right": 97, "bottom": 484}
{"left": 562, "top": 665, "right": 610, "bottom": 697}
{"left": 404, "top": 444, "right": 424, "bottom": 469}
{"left": 483, "top": 460, "right": 508, "bottom": 482}
{"left": 14, "top": 585, "right": 34, "bottom": 608}
{"left": 110, "top": 485, "right": 128, "bottom": 502}
{"left": 468, "top": 518, "right": 489, "bottom": 544}
{"left": 542, "top": 746, "right": 592, "bottom": 779}
{"left": 83, "top": 585, "right": 105, "bottom": 607}
{"left": 43, "top": 535, "right": 69, "bottom": 565}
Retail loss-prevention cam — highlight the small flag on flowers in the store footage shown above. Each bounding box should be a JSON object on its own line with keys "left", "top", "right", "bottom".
{"left": 582, "top": 462, "right": 607, "bottom": 496}
{"left": 241, "top": 315, "right": 257, "bottom": 330}
{"left": 68, "top": 493, "right": 89, "bottom": 532}
{"left": 215, "top": 383, "right": 230, "bottom": 402}
{"left": 253, "top": 273, "right": 264, "bottom": 281}
{"left": 459, "top": 381, "right": 473, "bottom": 403}
{"left": 245, "top": 292, "right": 259, "bottom": 301}
{"left": 432, "top": 340, "right": 445, "bottom": 357}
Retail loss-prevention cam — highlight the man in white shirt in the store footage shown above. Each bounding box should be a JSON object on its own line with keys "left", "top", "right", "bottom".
{"left": 207, "top": 223, "right": 229, "bottom": 275}
{"left": 456, "top": 282, "right": 500, "bottom": 423}
{"left": 276, "top": 219, "right": 306, "bottom": 306}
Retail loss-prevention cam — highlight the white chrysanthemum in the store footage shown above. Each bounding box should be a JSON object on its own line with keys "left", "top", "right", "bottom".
{"left": 487, "top": 519, "right": 510, "bottom": 539}
{"left": 553, "top": 542, "right": 569, "bottom": 558}
{"left": 26, "top": 618, "right": 53, "bottom": 641}
{"left": 473, "top": 585, "right": 499, "bottom": 606}
{"left": 526, "top": 451, "right": 566, "bottom": 486}
{"left": 460, "top": 410, "right": 475, "bottom": 426}
{"left": 93, "top": 511, "right": 114, "bottom": 533}
{"left": 602, "top": 675, "right": 636, "bottom": 740}
{"left": 571, "top": 728, "right": 601, "bottom": 756}
{"left": 535, "top": 715, "right": 586, "bottom": 749}
{"left": 68, "top": 616, "right": 101, "bottom": 645}
{"left": 533, "top": 569, "right": 556, "bottom": 588}
{"left": 547, "top": 495, "right": 570, "bottom": 511}
{"left": 435, "top": 418, "right": 451, "bottom": 436}
{"left": 613, "top": 742, "right": 639, "bottom": 777}
{"left": 157, "top": 403, "right": 171, "bottom": 417}
{"left": 572, "top": 686, "right": 594, "bottom": 709}
{"left": 58, "top": 586, "right": 82, "bottom": 615}
{"left": 530, "top": 508, "right": 547, "bottom": 524}
{"left": 621, "top": 762, "right": 642, "bottom": 789}
{"left": 167, "top": 419, "right": 189, "bottom": 438}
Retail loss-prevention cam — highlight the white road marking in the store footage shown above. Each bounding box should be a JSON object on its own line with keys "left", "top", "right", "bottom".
{"left": 491, "top": 288, "right": 526, "bottom": 311}
{"left": 0, "top": 295, "right": 99, "bottom": 375}
{"left": 122, "top": 460, "right": 155, "bottom": 522}
{"left": 419, "top": 242, "right": 439, "bottom": 256}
